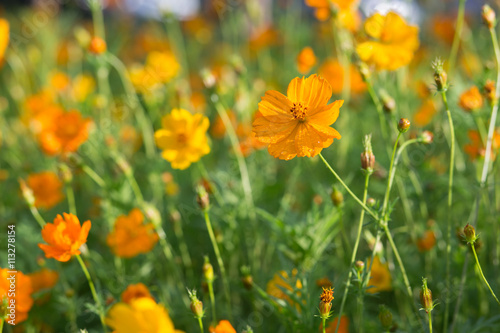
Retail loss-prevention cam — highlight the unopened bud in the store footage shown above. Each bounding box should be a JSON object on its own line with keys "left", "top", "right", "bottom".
{"left": 19, "top": 179, "right": 35, "bottom": 206}
{"left": 330, "top": 188, "right": 343, "bottom": 207}
{"left": 398, "top": 118, "right": 410, "bottom": 133}
{"left": 89, "top": 36, "right": 107, "bottom": 55}
{"left": 418, "top": 130, "right": 434, "bottom": 144}
{"left": 196, "top": 185, "right": 210, "bottom": 210}
{"left": 380, "top": 90, "right": 396, "bottom": 113}
{"left": 482, "top": 5, "right": 497, "bottom": 29}
{"left": 366, "top": 197, "right": 376, "bottom": 207}
{"left": 188, "top": 289, "right": 204, "bottom": 318}
{"left": 355, "top": 260, "right": 365, "bottom": 272}
{"left": 241, "top": 266, "right": 253, "bottom": 290}
{"left": 432, "top": 58, "right": 448, "bottom": 92}
{"left": 319, "top": 287, "right": 334, "bottom": 319}
{"left": 420, "top": 278, "right": 433, "bottom": 313}
{"left": 378, "top": 305, "right": 393, "bottom": 329}
{"left": 361, "top": 134, "right": 375, "bottom": 172}
{"left": 463, "top": 223, "right": 477, "bottom": 244}
{"left": 203, "top": 256, "right": 214, "bottom": 283}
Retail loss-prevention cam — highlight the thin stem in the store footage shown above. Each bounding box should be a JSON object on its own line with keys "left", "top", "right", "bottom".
{"left": 197, "top": 317, "right": 204, "bottom": 333}
{"left": 322, "top": 317, "right": 327, "bottom": 333}
{"left": 471, "top": 244, "right": 500, "bottom": 306}
{"left": 75, "top": 254, "right": 107, "bottom": 331}
{"left": 381, "top": 132, "right": 402, "bottom": 218}
{"left": 29, "top": 205, "right": 46, "bottom": 228}
{"left": 428, "top": 311, "right": 433, "bottom": 333}
{"left": 66, "top": 185, "right": 77, "bottom": 216}
{"left": 318, "top": 153, "right": 377, "bottom": 219}
{"left": 81, "top": 164, "right": 106, "bottom": 188}
{"left": 0, "top": 318, "right": 4, "bottom": 332}
{"left": 383, "top": 225, "right": 412, "bottom": 299}
{"left": 335, "top": 172, "right": 370, "bottom": 333}
{"left": 448, "top": 0, "right": 466, "bottom": 73}
{"left": 203, "top": 210, "right": 232, "bottom": 317}
{"left": 208, "top": 282, "right": 216, "bottom": 325}
{"left": 440, "top": 90, "right": 456, "bottom": 333}
{"left": 365, "top": 79, "right": 389, "bottom": 143}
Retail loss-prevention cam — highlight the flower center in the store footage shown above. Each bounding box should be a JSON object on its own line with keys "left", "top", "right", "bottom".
{"left": 177, "top": 133, "right": 188, "bottom": 145}
{"left": 290, "top": 102, "right": 307, "bottom": 121}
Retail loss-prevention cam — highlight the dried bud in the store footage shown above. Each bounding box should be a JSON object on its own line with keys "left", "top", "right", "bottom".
{"left": 378, "top": 305, "right": 393, "bottom": 329}
{"left": 188, "top": 289, "right": 204, "bottom": 318}
{"left": 420, "top": 278, "right": 433, "bottom": 313}
{"left": 483, "top": 80, "right": 496, "bottom": 105}
{"left": 203, "top": 256, "right": 214, "bottom": 283}
{"left": 19, "top": 178, "right": 35, "bottom": 206}
{"left": 330, "top": 188, "right": 344, "bottom": 207}
{"left": 432, "top": 58, "right": 448, "bottom": 92}
{"left": 361, "top": 134, "right": 375, "bottom": 172}
{"left": 319, "top": 287, "right": 334, "bottom": 319}
{"left": 358, "top": 62, "right": 371, "bottom": 82}
{"left": 418, "top": 130, "right": 434, "bottom": 144}
{"left": 380, "top": 90, "right": 396, "bottom": 113}
{"left": 482, "top": 5, "right": 496, "bottom": 29}
{"left": 355, "top": 260, "right": 365, "bottom": 272}
{"left": 463, "top": 223, "right": 477, "bottom": 244}
{"left": 89, "top": 36, "right": 107, "bottom": 55}
{"left": 58, "top": 164, "right": 73, "bottom": 183}
{"left": 196, "top": 185, "right": 210, "bottom": 210}
{"left": 398, "top": 118, "right": 410, "bottom": 133}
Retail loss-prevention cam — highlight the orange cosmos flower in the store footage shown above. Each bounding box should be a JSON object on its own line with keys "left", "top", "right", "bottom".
{"left": 155, "top": 108, "right": 211, "bottom": 170}
{"left": 458, "top": 86, "right": 483, "bottom": 112}
{"left": 121, "top": 283, "right": 154, "bottom": 304}
{"left": 37, "top": 110, "right": 92, "bottom": 156}
{"left": 1, "top": 268, "right": 34, "bottom": 325}
{"left": 209, "top": 320, "right": 236, "bottom": 333}
{"left": 266, "top": 269, "right": 303, "bottom": 309}
{"left": 38, "top": 213, "right": 91, "bottom": 262}
{"left": 106, "top": 297, "right": 183, "bottom": 333}
{"left": 106, "top": 208, "right": 159, "bottom": 258}
{"left": 28, "top": 268, "right": 59, "bottom": 293}
{"left": 319, "top": 59, "right": 366, "bottom": 94}
{"left": 357, "top": 12, "right": 419, "bottom": 71}
{"left": 0, "top": 18, "right": 9, "bottom": 65}
{"left": 413, "top": 99, "right": 437, "bottom": 127}
{"left": 323, "top": 315, "right": 350, "bottom": 333}
{"left": 416, "top": 230, "right": 437, "bottom": 252}
{"left": 464, "top": 129, "right": 500, "bottom": 161}
{"left": 305, "top": 0, "right": 361, "bottom": 32}
{"left": 49, "top": 71, "right": 71, "bottom": 92}
{"left": 297, "top": 47, "right": 317, "bottom": 74}
{"left": 26, "top": 171, "right": 64, "bottom": 210}
{"left": 253, "top": 74, "right": 343, "bottom": 160}
{"left": 366, "top": 256, "right": 392, "bottom": 293}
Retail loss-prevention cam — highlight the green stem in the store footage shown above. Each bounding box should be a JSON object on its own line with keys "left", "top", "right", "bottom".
{"left": 366, "top": 79, "right": 389, "bottom": 143}
{"left": 208, "top": 281, "right": 216, "bottom": 325}
{"left": 318, "top": 153, "right": 377, "bottom": 219}
{"left": 322, "top": 317, "right": 327, "bottom": 333}
{"left": 197, "top": 317, "right": 204, "bottom": 333}
{"left": 335, "top": 172, "right": 371, "bottom": 333}
{"left": 448, "top": 0, "right": 467, "bottom": 73}
{"left": 66, "top": 185, "right": 77, "bottom": 216}
{"left": 203, "top": 210, "right": 232, "bottom": 317}
{"left": 29, "top": 205, "right": 46, "bottom": 228}
{"left": 380, "top": 132, "right": 402, "bottom": 218}
{"left": 382, "top": 225, "right": 412, "bottom": 299}
{"left": 428, "top": 311, "right": 433, "bottom": 333}
{"left": 440, "top": 90, "right": 456, "bottom": 333}
{"left": 81, "top": 164, "right": 106, "bottom": 188}
{"left": 75, "top": 254, "right": 107, "bottom": 331}
{"left": 89, "top": 0, "right": 106, "bottom": 40}
{"left": 0, "top": 318, "right": 4, "bottom": 332}
{"left": 471, "top": 244, "right": 500, "bottom": 305}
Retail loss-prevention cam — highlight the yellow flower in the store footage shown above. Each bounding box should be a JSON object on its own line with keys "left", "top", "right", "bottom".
{"left": 106, "top": 297, "right": 184, "bottom": 333}
{"left": 366, "top": 256, "right": 392, "bottom": 293}
{"left": 106, "top": 209, "right": 159, "bottom": 258}
{"left": 356, "top": 12, "right": 419, "bottom": 71}
{"left": 26, "top": 171, "right": 64, "bottom": 210}
{"left": 252, "top": 74, "right": 343, "bottom": 160}
{"left": 130, "top": 51, "right": 180, "bottom": 94}
{"left": 155, "top": 108, "right": 210, "bottom": 170}
{"left": 121, "top": 283, "right": 154, "bottom": 304}
{"left": 0, "top": 18, "right": 9, "bottom": 65}
{"left": 71, "top": 74, "right": 96, "bottom": 102}
{"left": 305, "top": 0, "right": 361, "bottom": 31}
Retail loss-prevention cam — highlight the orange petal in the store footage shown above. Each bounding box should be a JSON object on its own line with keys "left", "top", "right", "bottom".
{"left": 286, "top": 74, "right": 332, "bottom": 108}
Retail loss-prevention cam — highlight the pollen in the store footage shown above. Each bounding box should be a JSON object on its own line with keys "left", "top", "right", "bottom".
{"left": 290, "top": 102, "right": 308, "bottom": 121}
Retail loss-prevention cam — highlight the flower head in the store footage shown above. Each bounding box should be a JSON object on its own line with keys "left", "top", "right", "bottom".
{"left": 266, "top": 269, "right": 303, "bottom": 309}
{"left": 210, "top": 320, "right": 236, "bottom": 333}
{"left": 319, "top": 59, "right": 366, "bottom": 95}
{"left": 416, "top": 230, "right": 436, "bottom": 252}
{"left": 366, "top": 256, "right": 392, "bottom": 293}
{"left": 0, "top": 18, "right": 9, "bottom": 65}
{"left": 121, "top": 283, "right": 154, "bottom": 304}
{"left": 38, "top": 213, "right": 91, "bottom": 262}
{"left": 253, "top": 74, "right": 343, "bottom": 160}
{"left": 357, "top": 12, "right": 419, "bottom": 71}
{"left": 1, "top": 268, "right": 33, "bottom": 325}
{"left": 458, "top": 86, "right": 483, "bottom": 112}
{"left": 107, "top": 209, "right": 159, "bottom": 258}
{"left": 319, "top": 287, "right": 334, "bottom": 318}
{"left": 26, "top": 171, "right": 64, "bottom": 210}
{"left": 155, "top": 108, "right": 210, "bottom": 170}
{"left": 297, "top": 47, "right": 317, "bottom": 74}
{"left": 464, "top": 129, "right": 500, "bottom": 161}
{"left": 28, "top": 268, "right": 59, "bottom": 293}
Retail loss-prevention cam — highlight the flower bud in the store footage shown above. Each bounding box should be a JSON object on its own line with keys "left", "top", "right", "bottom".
{"left": 420, "top": 278, "right": 433, "bottom": 313}
{"left": 196, "top": 185, "right": 210, "bottom": 210}
{"left": 19, "top": 178, "right": 35, "bottom": 206}
{"left": 378, "top": 305, "right": 393, "bottom": 330}
{"left": 319, "top": 287, "right": 334, "bottom": 319}
{"left": 203, "top": 256, "right": 214, "bottom": 283}
{"left": 361, "top": 134, "right": 375, "bottom": 172}
{"left": 398, "top": 118, "right": 410, "bottom": 133}
{"left": 241, "top": 266, "right": 253, "bottom": 290}
{"left": 89, "top": 36, "right": 107, "bottom": 55}
{"left": 355, "top": 260, "right": 365, "bottom": 272}
{"left": 188, "top": 289, "right": 204, "bottom": 318}
{"left": 482, "top": 5, "right": 496, "bottom": 29}
{"left": 432, "top": 58, "right": 448, "bottom": 92}
{"left": 463, "top": 223, "right": 477, "bottom": 244}
{"left": 358, "top": 62, "right": 371, "bottom": 82}
{"left": 380, "top": 90, "right": 396, "bottom": 113}
{"left": 483, "top": 80, "right": 496, "bottom": 105}
{"left": 241, "top": 326, "right": 254, "bottom": 333}
{"left": 418, "top": 130, "right": 434, "bottom": 144}
{"left": 330, "top": 188, "right": 343, "bottom": 207}
{"left": 367, "top": 197, "right": 376, "bottom": 207}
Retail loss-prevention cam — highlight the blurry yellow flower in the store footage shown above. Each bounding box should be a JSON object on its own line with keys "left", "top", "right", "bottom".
{"left": 121, "top": 283, "right": 154, "bottom": 304}
{"left": 366, "top": 256, "right": 392, "bottom": 293}
{"left": 319, "top": 59, "right": 366, "bottom": 95}
{"left": 266, "top": 269, "right": 303, "bottom": 309}
{"left": 357, "top": 12, "right": 419, "bottom": 71}
{"left": 297, "top": 47, "right": 317, "bottom": 74}
{"left": 305, "top": 0, "right": 361, "bottom": 31}
{"left": 155, "top": 108, "right": 211, "bottom": 170}
{"left": 106, "top": 297, "right": 183, "bottom": 333}
{"left": 1, "top": 268, "right": 33, "bottom": 325}
{"left": 0, "top": 18, "right": 9, "bottom": 65}
{"left": 26, "top": 171, "right": 64, "bottom": 210}
{"left": 413, "top": 99, "right": 437, "bottom": 127}
{"left": 252, "top": 74, "right": 343, "bottom": 160}
{"left": 71, "top": 74, "right": 96, "bottom": 102}
{"left": 130, "top": 51, "right": 180, "bottom": 94}
{"left": 49, "top": 71, "right": 71, "bottom": 92}
{"left": 107, "top": 209, "right": 159, "bottom": 258}
{"left": 458, "top": 86, "right": 483, "bottom": 113}
{"left": 28, "top": 268, "right": 59, "bottom": 293}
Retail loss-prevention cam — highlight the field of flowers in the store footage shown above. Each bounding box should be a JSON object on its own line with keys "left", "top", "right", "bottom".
{"left": 1, "top": 0, "right": 500, "bottom": 332}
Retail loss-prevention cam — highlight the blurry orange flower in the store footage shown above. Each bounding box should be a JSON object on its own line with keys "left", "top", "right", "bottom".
{"left": 297, "top": 47, "right": 317, "bottom": 74}
{"left": 155, "top": 108, "right": 211, "bottom": 170}
{"left": 49, "top": 71, "right": 71, "bottom": 92}
{"left": 464, "top": 129, "right": 500, "bottom": 161}
{"left": 38, "top": 213, "right": 91, "bottom": 262}
{"left": 26, "top": 171, "right": 64, "bottom": 209}
{"left": 413, "top": 99, "right": 437, "bottom": 127}
{"left": 319, "top": 59, "right": 366, "bottom": 94}
{"left": 249, "top": 27, "right": 279, "bottom": 54}
{"left": 431, "top": 16, "right": 455, "bottom": 45}
{"left": 0, "top": 18, "right": 9, "bottom": 65}
{"left": 266, "top": 269, "right": 303, "bottom": 308}
{"left": 253, "top": 74, "right": 343, "bottom": 160}
{"left": 28, "top": 268, "right": 59, "bottom": 293}
{"left": 209, "top": 320, "right": 236, "bottom": 333}
{"left": 107, "top": 208, "right": 159, "bottom": 258}
{"left": 211, "top": 110, "right": 237, "bottom": 139}
{"left": 106, "top": 297, "right": 183, "bottom": 333}
{"left": 121, "top": 283, "right": 154, "bottom": 304}
{"left": 1, "top": 268, "right": 33, "bottom": 325}
{"left": 89, "top": 36, "right": 107, "bottom": 55}
{"left": 305, "top": 0, "right": 361, "bottom": 31}
{"left": 323, "top": 315, "right": 349, "bottom": 333}
{"left": 416, "top": 230, "right": 436, "bottom": 252}
{"left": 458, "top": 86, "right": 483, "bottom": 112}
{"left": 366, "top": 256, "right": 392, "bottom": 293}
{"left": 37, "top": 110, "right": 92, "bottom": 156}
{"left": 357, "top": 12, "right": 419, "bottom": 71}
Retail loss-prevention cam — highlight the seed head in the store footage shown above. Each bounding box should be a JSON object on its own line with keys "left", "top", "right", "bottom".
{"left": 432, "top": 58, "right": 448, "bottom": 92}
{"left": 420, "top": 278, "right": 434, "bottom": 313}
{"left": 361, "top": 134, "right": 375, "bottom": 173}
{"left": 463, "top": 223, "right": 477, "bottom": 244}
{"left": 378, "top": 305, "right": 393, "bottom": 329}
{"left": 187, "top": 289, "right": 204, "bottom": 318}
{"left": 330, "top": 188, "right": 344, "bottom": 207}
